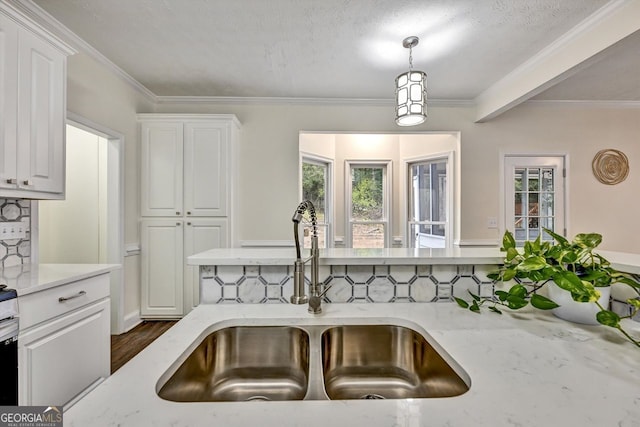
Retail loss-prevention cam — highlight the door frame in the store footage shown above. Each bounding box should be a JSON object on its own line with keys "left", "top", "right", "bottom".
{"left": 31, "top": 112, "right": 126, "bottom": 334}
{"left": 345, "top": 160, "right": 392, "bottom": 248}
{"left": 499, "top": 152, "right": 569, "bottom": 240}
{"left": 401, "top": 151, "right": 455, "bottom": 249}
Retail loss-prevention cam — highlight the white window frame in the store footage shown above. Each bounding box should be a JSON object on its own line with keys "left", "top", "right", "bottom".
{"left": 345, "top": 160, "right": 392, "bottom": 248}
{"left": 501, "top": 154, "right": 568, "bottom": 242}
{"left": 299, "top": 152, "right": 333, "bottom": 248}
{"left": 403, "top": 152, "right": 454, "bottom": 249}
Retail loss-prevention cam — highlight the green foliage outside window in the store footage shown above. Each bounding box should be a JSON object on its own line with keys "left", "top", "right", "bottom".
{"left": 352, "top": 168, "right": 383, "bottom": 220}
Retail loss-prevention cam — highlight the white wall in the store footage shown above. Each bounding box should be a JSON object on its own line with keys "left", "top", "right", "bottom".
{"left": 39, "top": 125, "right": 105, "bottom": 263}
{"left": 151, "top": 102, "right": 640, "bottom": 253}
{"left": 63, "top": 53, "right": 640, "bottom": 324}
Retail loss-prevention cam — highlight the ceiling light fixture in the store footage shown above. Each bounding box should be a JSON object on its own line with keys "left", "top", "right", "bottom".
{"left": 395, "top": 36, "right": 427, "bottom": 126}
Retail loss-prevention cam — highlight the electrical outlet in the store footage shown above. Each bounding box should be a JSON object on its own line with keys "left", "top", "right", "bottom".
{"left": 487, "top": 217, "right": 498, "bottom": 229}
{"left": 0, "top": 222, "right": 27, "bottom": 240}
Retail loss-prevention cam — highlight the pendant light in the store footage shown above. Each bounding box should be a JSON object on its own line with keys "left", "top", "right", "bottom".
{"left": 395, "top": 36, "right": 427, "bottom": 126}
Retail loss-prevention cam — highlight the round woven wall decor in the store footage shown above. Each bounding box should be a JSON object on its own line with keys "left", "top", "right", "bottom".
{"left": 592, "top": 149, "right": 629, "bottom": 185}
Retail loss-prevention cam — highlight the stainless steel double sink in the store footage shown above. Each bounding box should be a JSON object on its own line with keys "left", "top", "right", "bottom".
{"left": 157, "top": 320, "right": 470, "bottom": 402}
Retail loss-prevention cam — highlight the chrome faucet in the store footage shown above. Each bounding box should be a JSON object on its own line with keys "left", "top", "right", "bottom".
{"left": 290, "top": 200, "right": 330, "bottom": 314}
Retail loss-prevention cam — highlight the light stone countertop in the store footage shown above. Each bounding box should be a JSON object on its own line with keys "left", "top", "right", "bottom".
{"left": 188, "top": 247, "right": 506, "bottom": 266}
{"left": 0, "top": 263, "right": 120, "bottom": 296}
{"left": 188, "top": 247, "right": 640, "bottom": 273}
{"left": 64, "top": 303, "right": 640, "bottom": 427}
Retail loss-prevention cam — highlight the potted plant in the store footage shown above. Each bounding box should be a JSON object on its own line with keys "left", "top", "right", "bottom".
{"left": 455, "top": 228, "right": 640, "bottom": 348}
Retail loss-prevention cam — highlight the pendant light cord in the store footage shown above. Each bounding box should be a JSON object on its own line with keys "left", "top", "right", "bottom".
{"left": 408, "top": 46, "right": 413, "bottom": 71}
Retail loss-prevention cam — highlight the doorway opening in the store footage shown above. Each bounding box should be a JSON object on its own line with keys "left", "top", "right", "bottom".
{"left": 36, "top": 114, "right": 125, "bottom": 334}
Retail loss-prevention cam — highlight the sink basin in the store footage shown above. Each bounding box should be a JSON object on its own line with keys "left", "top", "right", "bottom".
{"left": 158, "top": 326, "right": 310, "bottom": 402}
{"left": 321, "top": 325, "right": 469, "bottom": 400}
{"left": 157, "top": 320, "right": 469, "bottom": 402}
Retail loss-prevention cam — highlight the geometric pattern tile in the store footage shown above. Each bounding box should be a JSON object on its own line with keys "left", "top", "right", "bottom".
{"left": 0, "top": 198, "right": 31, "bottom": 268}
{"left": 199, "top": 263, "right": 528, "bottom": 307}
{"left": 199, "top": 264, "right": 640, "bottom": 321}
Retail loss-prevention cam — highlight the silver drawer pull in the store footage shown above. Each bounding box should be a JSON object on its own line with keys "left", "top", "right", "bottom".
{"left": 6, "top": 178, "right": 17, "bottom": 184}
{"left": 58, "top": 290, "right": 87, "bottom": 302}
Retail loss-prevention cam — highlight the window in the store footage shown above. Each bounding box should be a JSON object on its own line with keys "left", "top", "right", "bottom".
{"left": 346, "top": 161, "right": 390, "bottom": 248}
{"left": 301, "top": 157, "right": 331, "bottom": 248}
{"left": 504, "top": 156, "right": 565, "bottom": 245}
{"left": 408, "top": 158, "right": 448, "bottom": 248}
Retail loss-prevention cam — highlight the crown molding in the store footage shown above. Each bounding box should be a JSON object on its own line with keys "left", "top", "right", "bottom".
{"left": 155, "top": 95, "right": 475, "bottom": 108}
{"left": 1, "top": 1, "right": 75, "bottom": 55}
{"left": 525, "top": 100, "right": 640, "bottom": 109}
{"left": 137, "top": 113, "right": 241, "bottom": 128}
{"left": 13, "top": 0, "right": 157, "bottom": 103}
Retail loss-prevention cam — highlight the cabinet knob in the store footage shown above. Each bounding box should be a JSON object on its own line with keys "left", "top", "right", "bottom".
{"left": 6, "top": 178, "right": 17, "bottom": 184}
{"left": 187, "top": 222, "right": 192, "bottom": 226}
{"left": 23, "top": 180, "right": 32, "bottom": 186}
{"left": 176, "top": 212, "right": 180, "bottom": 215}
{"left": 176, "top": 222, "right": 181, "bottom": 226}
{"left": 187, "top": 211, "right": 191, "bottom": 215}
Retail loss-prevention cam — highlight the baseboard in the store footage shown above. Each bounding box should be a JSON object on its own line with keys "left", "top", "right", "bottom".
{"left": 240, "top": 240, "right": 294, "bottom": 247}
{"left": 455, "top": 239, "right": 500, "bottom": 247}
{"left": 123, "top": 310, "right": 142, "bottom": 333}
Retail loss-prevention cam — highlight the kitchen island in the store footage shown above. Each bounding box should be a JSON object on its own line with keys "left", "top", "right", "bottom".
{"left": 64, "top": 302, "right": 640, "bottom": 426}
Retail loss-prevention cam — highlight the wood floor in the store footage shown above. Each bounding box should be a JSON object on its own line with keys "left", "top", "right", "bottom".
{"left": 111, "top": 321, "right": 177, "bottom": 374}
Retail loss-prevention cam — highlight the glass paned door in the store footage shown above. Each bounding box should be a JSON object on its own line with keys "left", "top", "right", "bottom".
{"left": 347, "top": 163, "right": 389, "bottom": 248}
{"left": 408, "top": 159, "right": 448, "bottom": 248}
{"left": 505, "top": 156, "right": 565, "bottom": 246}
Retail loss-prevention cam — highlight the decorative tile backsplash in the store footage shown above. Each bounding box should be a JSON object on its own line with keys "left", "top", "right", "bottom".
{"left": 0, "top": 198, "right": 31, "bottom": 268}
{"left": 200, "top": 263, "right": 640, "bottom": 319}
{"left": 200, "top": 264, "right": 501, "bottom": 304}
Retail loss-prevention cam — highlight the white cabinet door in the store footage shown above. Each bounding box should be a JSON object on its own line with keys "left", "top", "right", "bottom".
{"left": 140, "top": 122, "right": 184, "bottom": 217}
{"left": 141, "top": 219, "right": 184, "bottom": 317}
{"left": 18, "top": 298, "right": 110, "bottom": 408}
{"left": 0, "top": 14, "right": 18, "bottom": 190}
{"left": 184, "top": 122, "right": 228, "bottom": 217}
{"left": 16, "top": 27, "right": 65, "bottom": 194}
{"left": 184, "top": 218, "right": 228, "bottom": 312}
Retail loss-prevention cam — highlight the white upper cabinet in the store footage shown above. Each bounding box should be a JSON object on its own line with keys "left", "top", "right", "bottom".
{"left": 184, "top": 122, "right": 228, "bottom": 217}
{"left": 0, "top": 4, "right": 74, "bottom": 199}
{"left": 139, "top": 114, "right": 240, "bottom": 218}
{"left": 0, "top": 13, "right": 18, "bottom": 190}
{"left": 140, "top": 122, "right": 184, "bottom": 216}
{"left": 16, "top": 27, "right": 66, "bottom": 194}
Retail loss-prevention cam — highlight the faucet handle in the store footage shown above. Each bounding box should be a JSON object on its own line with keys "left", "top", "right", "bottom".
{"left": 308, "top": 295, "right": 323, "bottom": 314}
{"left": 317, "top": 283, "right": 333, "bottom": 298}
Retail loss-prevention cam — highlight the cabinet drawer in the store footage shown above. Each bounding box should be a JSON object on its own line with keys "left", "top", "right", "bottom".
{"left": 19, "top": 274, "right": 110, "bottom": 330}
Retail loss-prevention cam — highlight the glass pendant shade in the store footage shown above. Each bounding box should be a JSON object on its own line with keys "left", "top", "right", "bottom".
{"left": 395, "top": 70, "right": 427, "bottom": 126}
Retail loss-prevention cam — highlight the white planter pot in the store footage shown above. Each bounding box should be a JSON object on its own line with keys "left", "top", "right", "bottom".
{"left": 547, "top": 282, "right": 611, "bottom": 325}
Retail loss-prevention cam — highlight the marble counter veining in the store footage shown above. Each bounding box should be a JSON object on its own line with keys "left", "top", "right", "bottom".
{"left": 188, "top": 247, "right": 506, "bottom": 266}
{"left": 0, "top": 263, "right": 120, "bottom": 296}
{"left": 64, "top": 303, "right": 640, "bottom": 427}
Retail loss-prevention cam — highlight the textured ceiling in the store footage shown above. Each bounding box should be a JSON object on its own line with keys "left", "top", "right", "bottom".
{"left": 31, "top": 0, "right": 634, "bottom": 101}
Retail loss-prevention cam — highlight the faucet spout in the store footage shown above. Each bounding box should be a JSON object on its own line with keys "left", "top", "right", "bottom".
{"left": 289, "top": 201, "right": 326, "bottom": 313}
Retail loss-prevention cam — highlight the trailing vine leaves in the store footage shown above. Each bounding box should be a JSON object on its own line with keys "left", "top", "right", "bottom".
{"left": 456, "top": 229, "right": 640, "bottom": 348}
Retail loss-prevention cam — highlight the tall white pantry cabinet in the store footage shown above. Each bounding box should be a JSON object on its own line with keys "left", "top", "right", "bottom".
{"left": 138, "top": 114, "right": 240, "bottom": 318}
